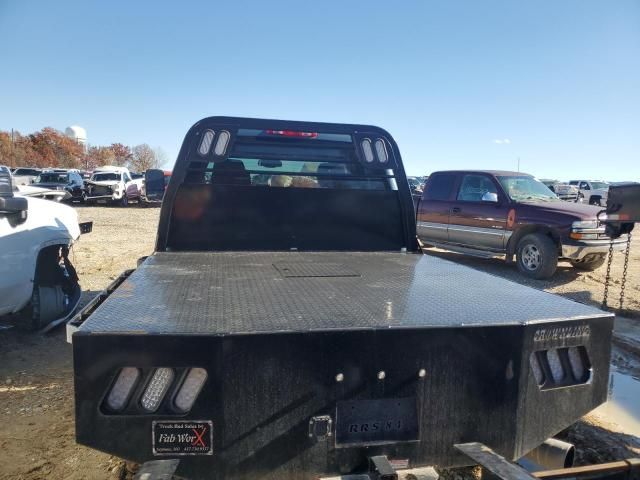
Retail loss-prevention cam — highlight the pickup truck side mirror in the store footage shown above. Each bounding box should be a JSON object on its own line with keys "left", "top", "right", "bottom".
{"left": 481, "top": 192, "right": 499, "bottom": 203}
{"left": 0, "top": 166, "right": 28, "bottom": 220}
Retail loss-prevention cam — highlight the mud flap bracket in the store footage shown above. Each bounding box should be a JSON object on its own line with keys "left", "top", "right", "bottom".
{"left": 455, "top": 443, "right": 537, "bottom": 480}
{"left": 133, "top": 459, "right": 179, "bottom": 480}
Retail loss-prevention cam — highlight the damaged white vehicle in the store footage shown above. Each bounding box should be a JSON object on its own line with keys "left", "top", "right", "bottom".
{"left": 85, "top": 166, "right": 135, "bottom": 206}
{"left": 16, "top": 183, "right": 70, "bottom": 202}
{"left": 0, "top": 166, "right": 92, "bottom": 330}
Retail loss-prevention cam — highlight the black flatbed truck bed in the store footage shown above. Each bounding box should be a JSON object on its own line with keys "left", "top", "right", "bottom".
{"left": 79, "top": 252, "right": 608, "bottom": 335}
{"left": 69, "top": 117, "right": 614, "bottom": 480}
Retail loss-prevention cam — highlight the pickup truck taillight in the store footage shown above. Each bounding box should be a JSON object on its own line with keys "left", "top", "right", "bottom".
{"left": 104, "top": 367, "right": 207, "bottom": 414}
{"left": 529, "top": 346, "right": 591, "bottom": 389}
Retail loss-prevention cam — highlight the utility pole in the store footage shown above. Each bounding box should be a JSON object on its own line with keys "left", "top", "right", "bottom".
{"left": 10, "top": 128, "right": 15, "bottom": 168}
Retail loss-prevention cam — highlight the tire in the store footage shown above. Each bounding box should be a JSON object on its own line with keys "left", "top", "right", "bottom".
{"left": 516, "top": 233, "right": 558, "bottom": 279}
{"left": 570, "top": 255, "right": 606, "bottom": 271}
{"left": 119, "top": 194, "right": 129, "bottom": 207}
{"left": 589, "top": 196, "right": 602, "bottom": 206}
{"left": 30, "top": 286, "right": 42, "bottom": 331}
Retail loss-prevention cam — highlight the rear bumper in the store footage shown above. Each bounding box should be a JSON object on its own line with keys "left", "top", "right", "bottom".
{"left": 71, "top": 317, "right": 613, "bottom": 479}
{"left": 86, "top": 194, "right": 121, "bottom": 202}
{"left": 561, "top": 239, "right": 627, "bottom": 260}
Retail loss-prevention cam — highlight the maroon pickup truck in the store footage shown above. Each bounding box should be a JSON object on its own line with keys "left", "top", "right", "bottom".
{"left": 416, "top": 170, "right": 628, "bottom": 278}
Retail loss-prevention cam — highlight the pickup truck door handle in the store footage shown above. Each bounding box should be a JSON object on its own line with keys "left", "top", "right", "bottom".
{"left": 451, "top": 207, "right": 461, "bottom": 213}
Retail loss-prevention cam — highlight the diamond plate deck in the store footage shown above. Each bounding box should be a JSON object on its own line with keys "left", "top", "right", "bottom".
{"left": 78, "top": 252, "right": 610, "bottom": 335}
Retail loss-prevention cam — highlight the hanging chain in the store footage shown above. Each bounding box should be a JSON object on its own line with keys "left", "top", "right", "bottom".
{"left": 602, "top": 239, "right": 615, "bottom": 309}
{"left": 618, "top": 232, "right": 632, "bottom": 310}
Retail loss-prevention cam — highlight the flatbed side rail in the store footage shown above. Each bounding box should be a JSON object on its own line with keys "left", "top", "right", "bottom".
{"left": 65, "top": 268, "right": 135, "bottom": 343}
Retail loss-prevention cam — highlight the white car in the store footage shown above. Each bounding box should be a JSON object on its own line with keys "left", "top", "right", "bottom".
{"left": 569, "top": 180, "right": 609, "bottom": 206}
{"left": 0, "top": 166, "right": 91, "bottom": 330}
{"left": 11, "top": 167, "right": 42, "bottom": 186}
{"left": 85, "top": 166, "right": 135, "bottom": 206}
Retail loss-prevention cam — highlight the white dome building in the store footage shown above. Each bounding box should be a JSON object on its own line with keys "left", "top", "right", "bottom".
{"left": 65, "top": 125, "right": 87, "bottom": 145}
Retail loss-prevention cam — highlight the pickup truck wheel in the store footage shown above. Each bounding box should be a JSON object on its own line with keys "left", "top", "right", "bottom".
{"left": 589, "top": 196, "right": 602, "bottom": 206}
{"left": 516, "top": 234, "right": 558, "bottom": 279}
{"left": 570, "top": 255, "right": 606, "bottom": 271}
{"left": 30, "top": 285, "right": 65, "bottom": 330}
{"left": 119, "top": 194, "right": 129, "bottom": 207}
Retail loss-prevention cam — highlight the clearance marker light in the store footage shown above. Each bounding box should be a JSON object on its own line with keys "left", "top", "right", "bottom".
{"left": 265, "top": 129, "right": 318, "bottom": 138}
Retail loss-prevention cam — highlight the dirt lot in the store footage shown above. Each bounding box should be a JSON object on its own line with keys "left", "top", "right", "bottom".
{"left": 423, "top": 235, "right": 640, "bottom": 317}
{"left": 0, "top": 206, "right": 639, "bottom": 479}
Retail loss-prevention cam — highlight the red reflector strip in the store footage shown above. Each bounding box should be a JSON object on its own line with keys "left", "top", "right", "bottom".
{"left": 265, "top": 129, "right": 318, "bottom": 138}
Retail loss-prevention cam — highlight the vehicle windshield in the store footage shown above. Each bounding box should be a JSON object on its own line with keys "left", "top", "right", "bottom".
{"left": 590, "top": 181, "right": 609, "bottom": 190}
{"left": 498, "top": 176, "right": 558, "bottom": 202}
{"left": 35, "top": 173, "right": 68, "bottom": 184}
{"left": 92, "top": 172, "right": 121, "bottom": 181}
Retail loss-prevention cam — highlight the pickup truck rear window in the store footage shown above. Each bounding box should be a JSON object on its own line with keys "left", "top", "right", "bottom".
{"left": 457, "top": 174, "right": 497, "bottom": 202}
{"left": 36, "top": 173, "right": 68, "bottom": 184}
{"left": 184, "top": 129, "right": 396, "bottom": 191}
{"left": 424, "top": 174, "right": 456, "bottom": 201}
{"left": 14, "top": 168, "right": 41, "bottom": 176}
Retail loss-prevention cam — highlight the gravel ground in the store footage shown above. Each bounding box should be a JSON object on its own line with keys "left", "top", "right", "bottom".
{"left": 0, "top": 206, "right": 638, "bottom": 479}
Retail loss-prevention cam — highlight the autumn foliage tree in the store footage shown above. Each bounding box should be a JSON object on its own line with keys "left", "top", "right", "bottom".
{"left": 0, "top": 128, "right": 167, "bottom": 172}
{"left": 84, "top": 146, "right": 116, "bottom": 170}
{"left": 110, "top": 143, "right": 132, "bottom": 166}
{"left": 29, "top": 128, "right": 85, "bottom": 168}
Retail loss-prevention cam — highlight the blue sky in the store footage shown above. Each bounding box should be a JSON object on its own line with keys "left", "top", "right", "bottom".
{"left": 1, "top": 0, "right": 638, "bottom": 179}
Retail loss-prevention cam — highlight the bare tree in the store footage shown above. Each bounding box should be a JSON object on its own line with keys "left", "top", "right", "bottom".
{"left": 130, "top": 144, "right": 157, "bottom": 172}
{"left": 152, "top": 146, "right": 169, "bottom": 169}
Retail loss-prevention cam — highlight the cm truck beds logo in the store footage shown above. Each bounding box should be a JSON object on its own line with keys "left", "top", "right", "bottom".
{"left": 533, "top": 325, "right": 590, "bottom": 343}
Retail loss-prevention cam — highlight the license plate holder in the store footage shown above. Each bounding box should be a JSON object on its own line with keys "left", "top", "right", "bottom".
{"left": 335, "top": 397, "right": 419, "bottom": 447}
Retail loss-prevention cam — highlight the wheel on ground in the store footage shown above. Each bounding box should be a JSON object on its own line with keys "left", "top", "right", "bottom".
{"left": 29, "top": 285, "right": 65, "bottom": 330}
{"left": 570, "top": 255, "right": 606, "bottom": 271}
{"left": 516, "top": 233, "right": 558, "bottom": 279}
{"left": 119, "top": 194, "right": 129, "bottom": 207}
{"left": 589, "top": 196, "right": 602, "bottom": 206}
